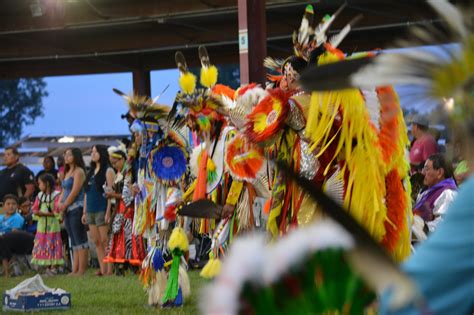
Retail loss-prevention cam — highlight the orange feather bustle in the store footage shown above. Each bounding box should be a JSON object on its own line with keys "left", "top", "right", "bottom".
{"left": 212, "top": 84, "right": 236, "bottom": 100}
{"left": 225, "top": 134, "right": 264, "bottom": 180}
{"left": 245, "top": 88, "right": 291, "bottom": 144}
{"left": 377, "top": 86, "right": 400, "bottom": 165}
{"left": 236, "top": 83, "right": 258, "bottom": 97}
{"left": 381, "top": 169, "right": 407, "bottom": 252}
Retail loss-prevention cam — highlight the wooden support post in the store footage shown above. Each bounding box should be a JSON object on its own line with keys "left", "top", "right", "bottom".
{"left": 132, "top": 69, "right": 151, "bottom": 97}
{"left": 238, "top": 0, "right": 267, "bottom": 85}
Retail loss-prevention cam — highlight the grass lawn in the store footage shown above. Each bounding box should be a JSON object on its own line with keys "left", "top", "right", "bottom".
{"left": 1, "top": 270, "right": 205, "bottom": 314}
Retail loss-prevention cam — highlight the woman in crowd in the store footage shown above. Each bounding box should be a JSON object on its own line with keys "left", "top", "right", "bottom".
{"left": 31, "top": 173, "right": 64, "bottom": 275}
{"left": 82, "top": 145, "right": 114, "bottom": 276}
{"left": 36, "top": 156, "right": 58, "bottom": 181}
{"left": 58, "top": 148, "right": 88, "bottom": 276}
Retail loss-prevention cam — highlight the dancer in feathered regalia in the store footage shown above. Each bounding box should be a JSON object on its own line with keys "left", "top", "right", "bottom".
{"left": 104, "top": 143, "right": 146, "bottom": 272}
{"left": 299, "top": 1, "right": 474, "bottom": 313}
{"left": 113, "top": 89, "right": 191, "bottom": 308}
{"left": 203, "top": 1, "right": 474, "bottom": 314}
{"left": 251, "top": 4, "right": 412, "bottom": 261}
{"left": 170, "top": 47, "right": 244, "bottom": 279}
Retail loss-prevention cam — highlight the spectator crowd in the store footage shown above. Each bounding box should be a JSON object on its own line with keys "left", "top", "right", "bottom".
{"left": 0, "top": 145, "right": 128, "bottom": 278}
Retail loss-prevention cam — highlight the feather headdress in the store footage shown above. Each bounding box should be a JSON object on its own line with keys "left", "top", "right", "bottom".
{"left": 173, "top": 46, "right": 228, "bottom": 134}
{"left": 113, "top": 88, "right": 169, "bottom": 122}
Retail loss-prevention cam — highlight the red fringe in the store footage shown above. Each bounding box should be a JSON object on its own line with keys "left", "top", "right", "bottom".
{"left": 381, "top": 169, "right": 407, "bottom": 252}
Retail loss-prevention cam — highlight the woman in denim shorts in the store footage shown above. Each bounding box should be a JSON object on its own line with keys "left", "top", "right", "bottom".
{"left": 82, "top": 145, "right": 115, "bottom": 276}
{"left": 58, "top": 148, "right": 88, "bottom": 276}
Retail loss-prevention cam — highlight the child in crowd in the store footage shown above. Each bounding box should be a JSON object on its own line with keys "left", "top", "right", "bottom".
{"left": 18, "top": 196, "right": 37, "bottom": 234}
{"left": 31, "top": 174, "right": 64, "bottom": 274}
{"left": 0, "top": 195, "right": 24, "bottom": 235}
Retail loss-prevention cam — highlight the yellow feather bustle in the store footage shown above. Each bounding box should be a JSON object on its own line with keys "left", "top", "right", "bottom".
{"left": 200, "top": 257, "right": 222, "bottom": 279}
{"left": 168, "top": 227, "right": 189, "bottom": 252}
{"left": 306, "top": 51, "right": 387, "bottom": 242}
{"left": 179, "top": 72, "right": 197, "bottom": 95}
{"left": 306, "top": 50, "right": 412, "bottom": 261}
{"left": 200, "top": 65, "right": 218, "bottom": 88}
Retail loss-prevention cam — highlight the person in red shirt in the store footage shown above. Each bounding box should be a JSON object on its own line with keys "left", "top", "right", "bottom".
{"left": 409, "top": 116, "right": 438, "bottom": 173}
{"left": 409, "top": 116, "right": 438, "bottom": 201}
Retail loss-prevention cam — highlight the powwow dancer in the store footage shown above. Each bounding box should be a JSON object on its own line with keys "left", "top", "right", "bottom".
{"left": 256, "top": 4, "right": 412, "bottom": 261}
{"left": 104, "top": 144, "right": 146, "bottom": 273}
{"left": 113, "top": 89, "right": 191, "bottom": 307}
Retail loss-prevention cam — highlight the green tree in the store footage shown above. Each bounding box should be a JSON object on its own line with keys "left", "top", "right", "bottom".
{"left": 0, "top": 78, "right": 48, "bottom": 146}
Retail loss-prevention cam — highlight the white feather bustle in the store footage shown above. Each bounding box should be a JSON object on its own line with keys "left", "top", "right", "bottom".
{"left": 200, "top": 220, "right": 354, "bottom": 315}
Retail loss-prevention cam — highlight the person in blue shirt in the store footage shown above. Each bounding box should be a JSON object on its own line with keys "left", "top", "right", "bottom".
{"left": 380, "top": 175, "right": 474, "bottom": 314}
{"left": 0, "top": 194, "right": 24, "bottom": 235}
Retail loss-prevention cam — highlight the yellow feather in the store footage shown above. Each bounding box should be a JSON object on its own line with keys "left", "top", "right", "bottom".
{"left": 168, "top": 227, "right": 189, "bottom": 252}
{"left": 200, "top": 65, "right": 218, "bottom": 88}
{"left": 179, "top": 72, "right": 197, "bottom": 95}
{"left": 200, "top": 257, "right": 222, "bottom": 279}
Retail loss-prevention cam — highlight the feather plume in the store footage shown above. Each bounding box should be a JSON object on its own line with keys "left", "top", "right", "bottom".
{"left": 179, "top": 72, "right": 197, "bottom": 95}
{"left": 293, "top": 4, "right": 315, "bottom": 59}
{"left": 329, "top": 14, "right": 363, "bottom": 49}
{"left": 314, "top": 2, "right": 347, "bottom": 47}
{"left": 361, "top": 88, "right": 381, "bottom": 131}
{"left": 200, "top": 65, "right": 218, "bottom": 88}
{"left": 427, "top": 0, "right": 467, "bottom": 39}
{"left": 113, "top": 89, "right": 169, "bottom": 120}
{"left": 168, "top": 227, "right": 189, "bottom": 252}
{"left": 264, "top": 57, "right": 285, "bottom": 72}
{"left": 175, "top": 51, "right": 188, "bottom": 74}
{"left": 199, "top": 45, "right": 211, "bottom": 68}
{"left": 112, "top": 88, "right": 130, "bottom": 101}
{"left": 297, "top": 4, "right": 314, "bottom": 45}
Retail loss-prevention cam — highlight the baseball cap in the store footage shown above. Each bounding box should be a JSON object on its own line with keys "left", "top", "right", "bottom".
{"left": 411, "top": 115, "right": 429, "bottom": 128}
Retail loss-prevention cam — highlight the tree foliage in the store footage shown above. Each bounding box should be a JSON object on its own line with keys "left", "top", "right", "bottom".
{"left": 0, "top": 78, "right": 48, "bottom": 146}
